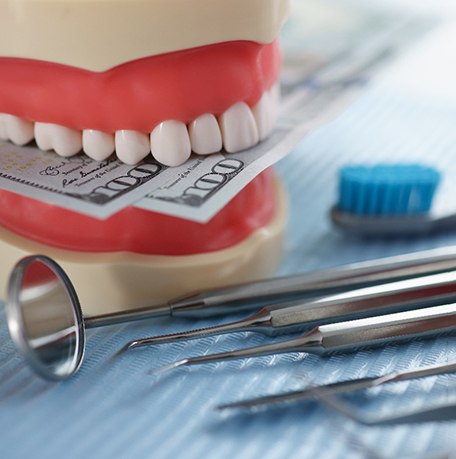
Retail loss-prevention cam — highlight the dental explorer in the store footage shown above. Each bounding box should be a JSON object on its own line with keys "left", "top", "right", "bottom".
{"left": 124, "top": 270, "right": 456, "bottom": 350}
{"left": 150, "top": 303, "right": 456, "bottom": 375}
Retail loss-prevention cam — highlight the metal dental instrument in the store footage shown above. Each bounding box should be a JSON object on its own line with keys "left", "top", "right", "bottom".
{"left": 319, "top": 396, "right": 456, "bottom": 426}
{"left": 6, "top": 249, "right": 456, "bottom": 381}
{"left": 87, "top": 245, "right": 456, "bottom": 322}
{"left": 125, "top": 271, "right": 456, "bottom": 350}
{"left": 150, "top": 303, "right": 456, "bottom": 375}
{"left": 217, "top": 361, "right": 456, "bottom": 411}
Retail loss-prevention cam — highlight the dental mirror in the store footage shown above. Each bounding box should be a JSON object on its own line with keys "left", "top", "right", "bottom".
{"left": 6, "top": 254, "right": 173, "bottom": 380}
{"left": 6, "top": 255, "right": 85, "bottom": 380}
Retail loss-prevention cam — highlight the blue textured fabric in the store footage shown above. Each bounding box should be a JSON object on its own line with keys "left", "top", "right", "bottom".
{"left": 1, "top": 38, "right": 456, "bottom": 459}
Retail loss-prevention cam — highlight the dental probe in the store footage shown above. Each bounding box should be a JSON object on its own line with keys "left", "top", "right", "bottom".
{"left": 150, "top": 303, "right": 456, "bottom": 375}
{"left": 217, "top": 361, "right": 456, "bottom": 411}
{"left": 125, "top": 270, "right": 456, "bottom": 350}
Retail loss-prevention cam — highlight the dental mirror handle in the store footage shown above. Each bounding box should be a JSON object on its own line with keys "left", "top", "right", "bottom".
{"left": 167, "top": 246, "right": 456, "bottom": 317}
{"left": 86, "top": 246, "right": 456, "bottom": 327}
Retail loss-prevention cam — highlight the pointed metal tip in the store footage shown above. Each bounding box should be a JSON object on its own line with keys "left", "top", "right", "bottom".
{"left": 110, "top": 339, "right": 147, "bottom": 361}
{"left": 125, "top": 340, "right": 142, "bottom": 351}
{"left": 110, "top": 343, "right": 132, "bottom": 360}
{"left": 215, "top": 401, "right": 246, "bottom": 412}
{"left": 148, "top": 359, "right": 189, "bottom": 377}
{"left": 119, "top": 316, "right": 258, "bottom": 350}
{"left": 216, "top": 397, "right": 275, "bottom": 412}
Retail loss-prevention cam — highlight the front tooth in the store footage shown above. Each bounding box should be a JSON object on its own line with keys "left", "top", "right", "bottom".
{"left": 0, "top": 114, "right": 34, "bottom": 145}
{"left": 219, "top": 102, "right": 259, "bottom": 153}
{"left": 150, "top": 120, "right": 191, "bottom": 167}
{"left": 189, "top": 113, "right": 222, "bottom": 155}
{"left": 83, "top": 130, "right": 115, "bottom": 161}
{"left": 252, "top": 92, "right": 274, "bottom": 141}
{"left": 35, "top": 122, "right": 82, "bottom": 157}
{"left": 115, "top": 130, "right": 150, "bottom": 165}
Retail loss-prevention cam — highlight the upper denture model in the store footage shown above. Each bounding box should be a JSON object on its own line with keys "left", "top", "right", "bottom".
{"left": 0, "top": 0, "right": 289, "bottom": 166}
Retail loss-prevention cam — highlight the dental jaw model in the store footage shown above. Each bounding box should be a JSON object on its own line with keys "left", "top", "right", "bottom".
{"left": 0, "top": 0, "right": 289, "bottom": 315}
{"left": 0, "top": 0, "right": 288, "bottom": 166}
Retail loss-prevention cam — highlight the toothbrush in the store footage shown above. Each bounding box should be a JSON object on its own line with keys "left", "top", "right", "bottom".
{"left": 330, "top": 164, "right": 456, "bottom": 236}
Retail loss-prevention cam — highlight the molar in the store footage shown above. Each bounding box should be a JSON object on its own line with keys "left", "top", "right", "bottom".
{"left": 83, "top": 130, "right": 115, "bottom": 161}
{"left": 189, "top": 113, "right": 222, "bottom": 155}
{"left": 219, "top": 102, "right": 259, "bottom": 153}
{"left": 0, "top": 114, "right": 34, "bottom": 146}
{"left": 150, "top": 120, "right": 191, "bottom": 167}
{"left": 115, "top": 130, "right": 150, "bottom": 165}
{"left": 35, "top": 122, "right": 82, "bottom": 157}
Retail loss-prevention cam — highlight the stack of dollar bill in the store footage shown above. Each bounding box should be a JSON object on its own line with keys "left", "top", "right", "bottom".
{"left": 0, "top": 0, "right": 435, "bottom": 223}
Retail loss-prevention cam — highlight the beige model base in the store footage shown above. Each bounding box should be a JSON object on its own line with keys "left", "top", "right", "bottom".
{"left": 0, "top": 178, "right": 287, "bottom": 316}
{"left": 1, "top": 0, "right": 289, "bottom": 71}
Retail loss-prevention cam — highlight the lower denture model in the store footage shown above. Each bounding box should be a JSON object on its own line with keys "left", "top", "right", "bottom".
{"left": 0, "top": 0, "right": 288, "bottom": 166}
{"left": 0, "top": 0, "right": 289, "bottom": 314}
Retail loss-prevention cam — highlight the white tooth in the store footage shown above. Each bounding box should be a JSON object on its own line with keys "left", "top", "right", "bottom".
{"left": 0, "top": 115, "right": 7, "bottom": 141}
{"left": 189, "top": 113, "right": 222, "bottom": 155}
{"left": 270, "top": 84, "right": 280, "bottom": 124}
{"left": 252, "top": 92, "right": 274, "bottom": 141}
{"left": 35, "top": 122, "right": 82, "bottom": 157}
{"left": 115, "top": 130, "right": 150, "bottom": 165}
{"left": 83, "top": 130, "right": 115, "bottom": 161}
{"left": 270, "top": 83, "right": 280, "bottom": 109}
{"left": 219, "top": 102, "right": 259, "bottom": 153}
{"left": 0, "top": 114, "right": 34, "bottom": 145}
{"left": 150, "top": 120, "right": 191, "bottom": 167}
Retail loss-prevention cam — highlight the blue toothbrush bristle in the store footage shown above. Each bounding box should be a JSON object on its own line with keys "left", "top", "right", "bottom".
{"left": 338, "top": 164, "right": 441, "bottom": 216}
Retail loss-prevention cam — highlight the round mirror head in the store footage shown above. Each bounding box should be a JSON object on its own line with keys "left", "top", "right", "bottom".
{"left": 6, "top": 255, "right": 85, "bottom": 380}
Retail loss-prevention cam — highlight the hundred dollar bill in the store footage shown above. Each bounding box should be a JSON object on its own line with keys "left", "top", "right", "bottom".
{"left": 0, "top": 144, "right": 178, "bottom": 219}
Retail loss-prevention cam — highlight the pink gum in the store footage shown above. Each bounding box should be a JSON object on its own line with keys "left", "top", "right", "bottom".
{"left": 0, "top": 40, "right": 281, "bottom": 133}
